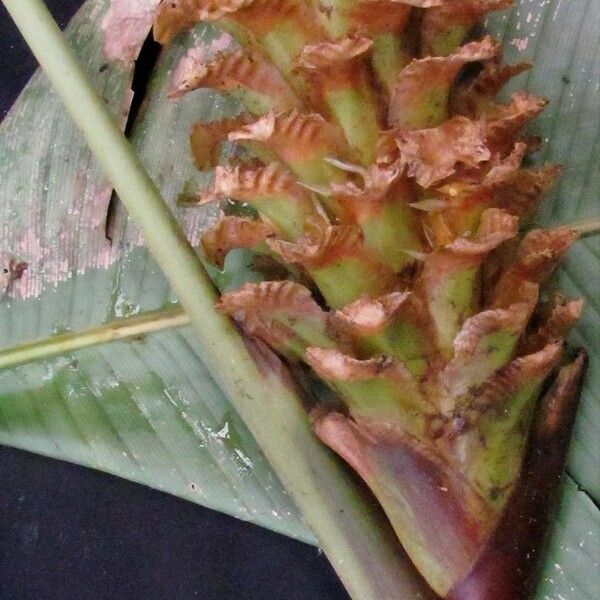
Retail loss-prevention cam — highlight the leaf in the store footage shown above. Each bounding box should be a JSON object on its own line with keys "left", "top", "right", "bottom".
{"left": 0, "top": 336, "right": 313, "bottom": 542}
{"left": 0, "top": 1, "right": 597, "bottom": 598}
{"left": 0, "top": 0, "right": 311, "bottom": 544}
{"left": 536, "top": 476, "right": 599, "bottom": 600}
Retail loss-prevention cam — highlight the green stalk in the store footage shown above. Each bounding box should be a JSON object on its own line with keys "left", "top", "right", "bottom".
{"left": 558, "top": 218, "right": 600, "bottom": 236}
{"left": 0, "top": 307, "right": 190, "bottom": 370}
{"left": 371, "top": 33, "right": 412, "bottom": 97}
{"left": 2, "top": 2, "right": 433, "bottom": 598}
{"left": 325, "top": 86, "right": 380, "bottom": 165}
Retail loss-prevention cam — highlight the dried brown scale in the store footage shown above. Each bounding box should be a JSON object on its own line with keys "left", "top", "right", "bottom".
{"left": 388, "top": 37, "right": 499, "bottom": 128}
{"left": 452, "top": 61, "right": 532, "bottom": 118}
{"left": 519, "top": 295, "right": 584, "bottom": 355}
{"left": 189, "top": 114, "right": 253, "bottom": 170}
{"left": 483, "top": 91, "right": 549, "bottom": 153}
{"left": 168, "top": 48, "right": 301, "bottom": 112}
{"left": 228, "top": 110, "right": 351, "bottom": 168}
{"left": 330, "top": 292, "right": 413, "bottom": 337}
{"left": 214, "top": 163, "right": 310, "bottom": 202}
{"left": 458, "top": 341, "right": 563, "bottom": 418}
{"left": 146, "top": 0, "right": 590, "bottom": 597}
{"left": 299, "top": 36, "right": 374, "bottom": 69}
{"left": 421, "top": 0, "right": 513, "bottom": 56}
{"left": 201, "top": 215, "right": 275, "bottom": 266}
{"left": 396, "top": 117, "right": 491, "bottom": 188}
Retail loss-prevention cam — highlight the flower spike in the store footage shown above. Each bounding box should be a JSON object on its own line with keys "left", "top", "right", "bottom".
{"left": 115, "top": 0, "right": 594, "bottom": 594}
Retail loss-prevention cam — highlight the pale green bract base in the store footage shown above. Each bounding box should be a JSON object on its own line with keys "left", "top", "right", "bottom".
{"left": 0, "top": 1, "right": 597, "bottom": 598}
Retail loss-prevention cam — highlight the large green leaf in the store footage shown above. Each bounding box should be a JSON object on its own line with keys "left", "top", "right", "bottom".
{"left": 0, "top": 0, "right": 310, "bottom": 544}
{"left": 0, "top": 0, "right": 597, "bottom": 597}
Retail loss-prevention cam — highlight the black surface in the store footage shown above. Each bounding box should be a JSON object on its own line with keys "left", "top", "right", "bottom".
{"left": 0, "top": 2, "right": 349, "bottom": 599}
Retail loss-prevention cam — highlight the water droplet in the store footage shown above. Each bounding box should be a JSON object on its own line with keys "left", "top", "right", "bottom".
{"left": 114, "top": 293, "right": 140, "bottom": 318}
{"left": 215, "top": 422, "right": 230, "bottom": 440}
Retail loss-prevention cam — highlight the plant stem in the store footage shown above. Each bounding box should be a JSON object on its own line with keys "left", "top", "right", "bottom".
{"left": 2, "top": 1, "right": 433, "bottom": 598}
{"left": 0, "top": 307, "right": 190, "bottom": 370}
{"left": 530, "top": 217, "right": 600, "bottom": 236}
{"left": 568, "top": 218, "right": 600, "bottom": 236}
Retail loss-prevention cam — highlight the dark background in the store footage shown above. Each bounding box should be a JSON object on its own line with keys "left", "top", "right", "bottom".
{"left": 0, "top": 1, "right": 349, "bottom": 599}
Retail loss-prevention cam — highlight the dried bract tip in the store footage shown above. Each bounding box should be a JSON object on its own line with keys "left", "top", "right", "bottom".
{"left": 202, "top": 216, "right": 275, "bottom": 266}
{"left": 442, "top": 290, "right": 538, "bottom": 398}
{"left": 330, "top": 292, "right": 413, "bottom": 337}
{"left": 397, "top": 117, "right": 491, "bottom": 188}
{"left": 389, "top": 37, "right": 499, "bottom": 128}
{"left": 218, "top": 281, "right": 328, "bottom": 354}
{"left": 466, "top": 341, "right": 563, "bottom": 414}
{"left": 190, "top": 114, "right": 252, "bottom": 170}
{"left": 300, "top": 36, "right": 373, "bottom": 70}
{"left": 330, "top": 165, "right": 400, "bottom": 220}
{"left": 445, "top": 208, "right": 518, "bottom": 255}
{"left": 267, "top": 224, "right": 363, "bottom": 268}
{"left": 305, "top": 347, "right": 412, "bottom": 384}
{"left": 168, "top": 48, "right": 300, "bottom": 114}
{"left": 484, "top": 91, "right": 549, "bottom": 153}
{"left": 154, "top": 0, "right": 256, "bottom": 44}
{"left": 520, "top": 295, "right": 584, "bottom": 355}
{"left": 454, "top": 61, "right": 532, "bottom": 118}
{"left": 214, "top": 163, "right": 310, "bottom": 203}
{"left": 229, "top": 110, "right": 350, "bottom": 174}
{"left": 493, "top": 226, "right": 579, "bottom": 307}
{"left": 218, "top": 280, "right": 323, "bottom": 322}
